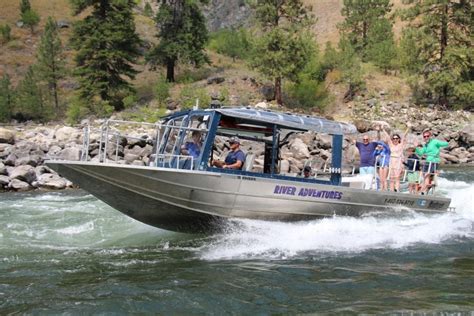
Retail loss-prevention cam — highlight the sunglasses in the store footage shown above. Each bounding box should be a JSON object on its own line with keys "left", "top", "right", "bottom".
{"left": 363, "top": 139, "right": 369, "bottom": 141}
{"left": 423, "top": 135, "right": 430, "bottom": 138}
{"left": 392, "top": 137, "right": 399, "bottom": 140}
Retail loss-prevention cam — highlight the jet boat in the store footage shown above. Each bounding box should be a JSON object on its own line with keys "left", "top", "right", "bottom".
{"left": 47, "top": 107, "right": 452, "bottom": 233}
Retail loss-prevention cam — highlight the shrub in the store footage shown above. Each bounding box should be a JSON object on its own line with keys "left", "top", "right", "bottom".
{"left": 179, "top": 85, "right": 211, "bottom": 109}
{"left": 0, "top": 24, "right": 12, "bottom": 43}
{"left": 284, "top": 74, "right": 330, "bottom": 111}
{"left": 208, "top": 28, "right": 252, "bottom": 61}
{"left": 154, "top": 76, "right": 171, "bottom": 105}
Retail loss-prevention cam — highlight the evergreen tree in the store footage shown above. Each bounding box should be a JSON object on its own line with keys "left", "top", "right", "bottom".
{"left": 338, "top": 37, "right": 365, "bottom": 102}
{"left": 401, "top": 0, "right": 472, "bottom": 107}
{"left": 36, "top": 17, "right": 66, "bottom": 109}
{"left": 15, "top": 67, "right": 47, "bottom": 121}
{"left": 339, "top": 0, "right": 392, "bottom": 59}
{"left": 21, "top": 7, "right": 40, "bottom": 34}
{"left": 70, "top": 0, "right": 142, "bottom": 112}
{"left": 0, "top": 74, "right": 14, "bottom": 122}
{"left": 144, "top": 2, "right": 153, "bottom": 17}
{"left": 147, "top": 0, "right": 209, "bottom": 82}
{"left": 251, "top": 0, "right": 315, "bottom": 105}
{"left": 366, "top": 19, "right": 397, "bottom": 72}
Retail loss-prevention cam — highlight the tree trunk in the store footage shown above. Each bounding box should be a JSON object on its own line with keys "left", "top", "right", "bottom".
{"left": 166, "top": 59, "right": 175, "bottom": 82}
{"left": 439, "top": 4, "right": 448, "bottom": 61}
{"left": 275, "top": 77, "right": 282, "bottom": 105}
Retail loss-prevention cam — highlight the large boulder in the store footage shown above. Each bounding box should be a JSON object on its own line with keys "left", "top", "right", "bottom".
{"left": 0, "top": 175, "right": 9, "bottom": 186}
{"left": 0, "top": 128, "right": 15, "bottom": 144}
{"left": 0, "top": 162, "right": 6, "bottom": 176}
{"left": 54, "top": 126, "right": 81, "bottom": 143}
{"left": 9, "top": 165, "right": 37, "bottom": 184}
{"left": 9, "top": 179, "right": 31, "bottom": 191}
{"left": 459, "top": 123, "right": 474, "bottom": 147}
{"left": 37, "top": 173, "right": 68, "bottom": 190}
{"left": 289, "top": 138, "right": 310, "bottom": 160}
{"left": 59, "top": 147, "right": 81, "bottom": 161}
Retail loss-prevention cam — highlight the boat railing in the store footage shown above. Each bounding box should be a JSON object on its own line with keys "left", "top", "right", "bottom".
{"left": 75, "top": 119, "right": 207, "bottom": 170}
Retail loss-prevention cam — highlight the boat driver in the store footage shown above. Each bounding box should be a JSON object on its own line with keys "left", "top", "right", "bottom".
{"left": 212, "top": 136, "right": 246, "bottom": 170}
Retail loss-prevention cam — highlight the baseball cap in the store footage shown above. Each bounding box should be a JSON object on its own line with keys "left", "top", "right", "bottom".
{"left": 229, "top": 136, "right": 240, "bottom": 144}
{"left": 303, "top": 166, "right": 311, "bottom": 172}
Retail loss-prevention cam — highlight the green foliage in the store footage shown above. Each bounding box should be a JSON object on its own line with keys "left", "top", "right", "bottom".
{"left": 284, "top": 74, "right": 329, "bottom": 111}
{"left": 339, "top": 0, "right": 392, "bottom": 59}
{"left": 321, "top": 42, "right": 339, "bottom": 75}
{"left": 179, "top": 85, "right": 210, "bottom": 109}
{"left": 143, "top": 2, "right": 153, "bottom": 17}
{"left": 147, "top": 0, "right": 209, "bottom": 82}
{"left": 208, "top": 28, "right": 252, "bottom": 61}
{"left": 35, "top": 17, "right": 66, "bottom": 109}
{"left": 251, "top": 0, "right": 316, "bottom": 105}
{"left": 0, "top": 74, "right": 14, "bottom": 122}
{"left": 365, "top": 19, "right": 397, "bottom": 72}
{"left": 0, "top": 24, "right": 12, "bottom": 43}
{"left": 154, "top": 76, "right": 171, "bottom": 105}
{"left": 400, "top": 0, "right": 472, "bottom": 107}
{"left": 20, "top": 0, "right": 31, "bottom": 14}
{"left": 338, "top": 37, "right": 365, "bottom": 101}
{"left": 122, "top": 106, "right": 167, "bottom": 123}
{"left": 15, "top": 67, "right": 50, "bottom": 121}
{"left": 70, "top": 0, "right": 142, "bottom": 113}
{"left": 21, "top": 8, "right": 40, "bottom": 34}
{"left": 122, "top": 94, "right": 138, "bottom": 109}
{"left": 66, "top": 96, "right": 90, "bottom": 123}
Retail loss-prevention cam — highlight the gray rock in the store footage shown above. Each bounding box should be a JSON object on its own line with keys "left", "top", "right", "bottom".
{"left": 207, "top": 76, "right": 225, "bottom": 85}
{"left": 9, "top": 165, "right": 37, "bottom": 184}
{"left": 260, "top": 83, "right": 275, "bottom": 102}
{"left": 0, "top": 128, "right": 15, "bottom": 144}
{"left": 59, "top": 147, "right": 81, "bottom": 161}
{"left": 0, "top": 162, "right": 6, "bottom": 176}
{"left": 9, "top": 179, "right": 31, "bottom": 191}
{"left": 4, "top": 154, "right": 17, "bottom": 166}
{"left": 289, "top": 138, "right": 310, "bottom": 160}
{"left": 459, "top": 123, "right": 474, "bottom": 146}
{"left": 15, "top": 155, "right": 42, "bottom": 167}
{"left": 38, "top": 173, "right": 67, "bottom": 190}
{"left": 124, "top": 153, "right": 140, "bottom": 164}
{"left": 0, "top": 175, "right": 9, "bottom": 186}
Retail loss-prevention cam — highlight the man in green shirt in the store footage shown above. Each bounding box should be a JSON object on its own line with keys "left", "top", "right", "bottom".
{"left": 416, "top": 130, "right": 448, "bottom": 194}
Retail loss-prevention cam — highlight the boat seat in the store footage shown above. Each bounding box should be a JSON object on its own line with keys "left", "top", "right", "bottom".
{"left": 242, "top": 153, "right": 256, "bottom": 172}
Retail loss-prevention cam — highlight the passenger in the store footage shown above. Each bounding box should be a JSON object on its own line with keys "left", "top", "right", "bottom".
{"left": 354, "top": 135, "right": 378, "bottom": 176}
{"left": 403, "top": 147, "right": 421, "bottom": 194}
{"left": 416, "top": 130, "right": 448, "bottom": 194}
{"left": 381, "top": 126, "right": 409, "bottom": 192}
{"left": 212, "top": 136, "right": 246, "bottom": 170}
{"left": 181, "top": 130, "right": 202, "bottom": 159}
{"left": 302, "top": 165, "right": 312, "bottom": 178}
{"left": 373, "top": 141, "right": 390, "bottom": 191}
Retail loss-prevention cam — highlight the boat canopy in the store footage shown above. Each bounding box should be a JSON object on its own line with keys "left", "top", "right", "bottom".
{"left": 202, "top": 107, "right": 357, "bottom": 135}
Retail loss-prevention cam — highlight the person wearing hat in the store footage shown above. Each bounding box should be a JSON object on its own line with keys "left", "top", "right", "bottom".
{"left": 212, "top": 136, "right": 246, "bottom": 170}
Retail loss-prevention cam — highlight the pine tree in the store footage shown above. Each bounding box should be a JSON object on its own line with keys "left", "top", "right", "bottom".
{"left": 251, "top": 0, "right": 316, "bottom": 105}
{"left": 147, "top": 0, "right": 209, "bottom": 82}
{"left": 401, "top": 0, "right": 472, "bottom": 107}
{"left": 144, "top": 2, "right": 153, "bottom": 17}
{"left": 366, "top": 19, "right": 397, "bottom": 72}
{"left": 70, "top": 0, "right": 142, "bottom": 112}
{"left": 36, "top": 17, "right": 65, "bottom": 109}
{"left": 339, "top": 0, "right": 392, "bottom": 59}
{"left": 20, "top": 0, "right": 40, "bottom": 34}
{"left": 338, "top": 37, "right": 365, "bottom": 102}
{"left": 0, "top": 74, "right": 14, "bottom": 122}
{"left": 15, "top": 67, "right": 47, "bottom": 121}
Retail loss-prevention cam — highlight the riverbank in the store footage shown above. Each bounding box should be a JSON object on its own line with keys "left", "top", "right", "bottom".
{"left": 0, "top": 105, "right": 472, "bottom": 192}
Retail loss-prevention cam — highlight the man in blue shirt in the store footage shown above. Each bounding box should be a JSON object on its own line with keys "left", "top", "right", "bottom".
{"left": 213, "top": 136, "right": 246, "bottom": 170}
{"left": 181, "top": 130, "right": 202, "bottom": 159}
{"left": 355, "top": 135, "right": 378, "bottom": 174}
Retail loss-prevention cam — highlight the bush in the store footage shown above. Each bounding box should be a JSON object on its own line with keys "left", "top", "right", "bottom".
{"left": 154, "top": 76, "right": 171, "bottom": 105}
{"left": 122, "top": 94, "right": 138, "bottom": 109}
{"left": 179, "top": 85, "right": 211, "bottom": 109}
{"left": 66, "top": 97, "right": 90, "bottom": 123}
{"left": 0, "top": 24, "right": 12, "bottom": 43}
{"left": 208, "top": 28, "right": 252, "bottom": 61}
{"left": 143, "top": 2, "right": 153, "bottom": 17}
{"left": 284, "top": 74, "right": 330, "bottom": 111}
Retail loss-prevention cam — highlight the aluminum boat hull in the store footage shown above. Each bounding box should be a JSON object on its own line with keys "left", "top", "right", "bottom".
{"left": 47, "top": 161, "right": 452, "bottom": 233}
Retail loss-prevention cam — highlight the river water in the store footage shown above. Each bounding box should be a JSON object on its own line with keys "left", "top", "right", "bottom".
{"left": 1, "top": 168, "right": 473, "bottom": 314}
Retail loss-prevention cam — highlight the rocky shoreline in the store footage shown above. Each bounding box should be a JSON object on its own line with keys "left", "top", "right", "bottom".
{"left": 0, "top": 106, "right": 472, "bottom": 192}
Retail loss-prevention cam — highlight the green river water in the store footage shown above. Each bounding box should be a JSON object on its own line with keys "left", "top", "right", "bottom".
{"left": 0, "top": 168, "right": 473, "bottom": 314}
